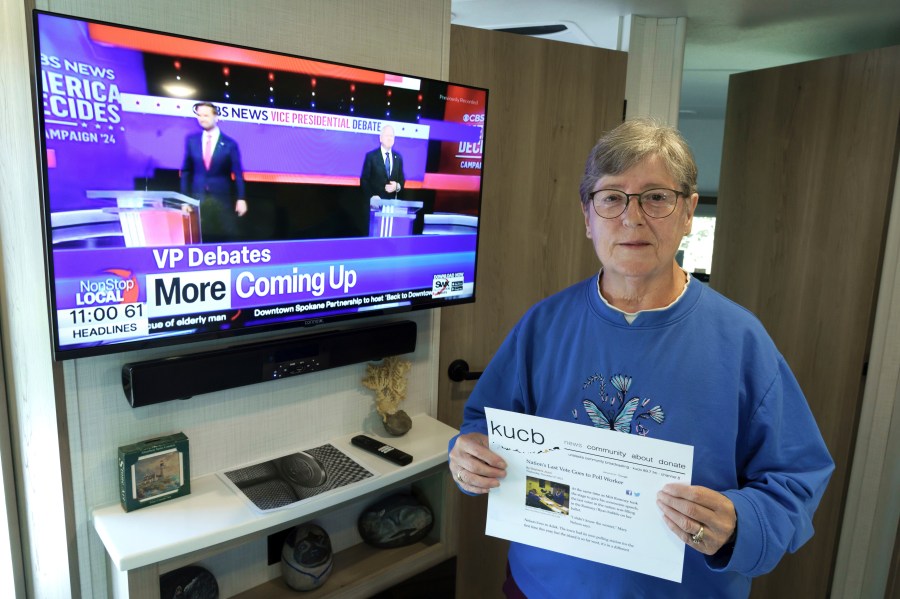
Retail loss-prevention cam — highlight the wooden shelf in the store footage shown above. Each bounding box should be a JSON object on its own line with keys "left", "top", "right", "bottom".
{"left": 94, "top": 415, "right": 459, "bottom": 598}
{"left": 233, "top": 539, "right": 450, "bottom": 599}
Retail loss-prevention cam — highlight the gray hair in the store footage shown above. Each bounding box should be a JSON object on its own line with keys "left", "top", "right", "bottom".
{"left": 579, "top": 118, "right": 698, "bottom": 206}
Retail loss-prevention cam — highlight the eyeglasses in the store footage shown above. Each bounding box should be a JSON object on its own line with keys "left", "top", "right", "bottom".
{"left": 588, "top": 188, "right": 684, "bottom": 219}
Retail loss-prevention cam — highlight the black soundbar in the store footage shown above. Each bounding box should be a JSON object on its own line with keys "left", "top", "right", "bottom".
{"left": 122, "top": 320, "right": 417, "bottom": 408}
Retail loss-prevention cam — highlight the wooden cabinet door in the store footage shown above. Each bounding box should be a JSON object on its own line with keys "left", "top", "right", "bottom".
{"left": 439, "top": 25, "right": 627, "bottom": 598}
{"left": 712, "top": 45, "right": 900, "bottom": 598}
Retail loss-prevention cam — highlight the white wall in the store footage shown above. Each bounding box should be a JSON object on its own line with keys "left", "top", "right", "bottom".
{"left": 678, "top": 116, "right": 726, "bottom": 196}
{"left": 1, "top": 1, "right": 452, "bottom": 597}
{"left": 0, "top": 0, "right": 74, "bottom": 596}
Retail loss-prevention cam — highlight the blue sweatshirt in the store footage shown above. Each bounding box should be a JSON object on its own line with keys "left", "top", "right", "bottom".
{"left": 454, "top": 275, "right": 834, "bottom": 598}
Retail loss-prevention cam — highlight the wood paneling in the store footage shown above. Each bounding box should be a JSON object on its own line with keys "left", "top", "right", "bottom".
{"left": 712, "top": 45, "right": 900, "bottom": 598}
{"left": 832, "top": 150, "right": 900, "bottom": 597}
{"left": 441, "top": 26, "right": 627, "bottom": 598}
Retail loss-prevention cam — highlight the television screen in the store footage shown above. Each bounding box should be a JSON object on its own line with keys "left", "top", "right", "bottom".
{"left": 32, "top": 11, "right": 488, "bottom": 360}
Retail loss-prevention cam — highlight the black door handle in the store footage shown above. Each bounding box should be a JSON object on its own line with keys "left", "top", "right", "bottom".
{"left": 448, "top": 359, "right": 482, "bottom": 382}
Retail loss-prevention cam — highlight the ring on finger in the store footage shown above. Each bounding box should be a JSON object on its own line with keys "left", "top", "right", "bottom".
{"left": 691, "top": 525, "right": 704, "bottom": 544}
{"left": 456, "top": 468, "right": 465, "bottom": 483}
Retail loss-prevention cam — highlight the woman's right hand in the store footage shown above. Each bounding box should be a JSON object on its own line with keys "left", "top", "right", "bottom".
{"left": 448, "top": 432, "right": 507, "bottom": 494}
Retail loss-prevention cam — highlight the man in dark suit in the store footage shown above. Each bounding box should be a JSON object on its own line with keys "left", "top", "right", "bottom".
{"left": 361, "top": 124, "right": 405, "bottom": 200}
{"left": 181, "top": 102, "right": 247, "bottom": 242}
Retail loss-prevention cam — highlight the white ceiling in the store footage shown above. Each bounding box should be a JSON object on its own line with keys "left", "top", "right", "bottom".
{"left": 450, "top": 0, "right": 900, "bottom": 120}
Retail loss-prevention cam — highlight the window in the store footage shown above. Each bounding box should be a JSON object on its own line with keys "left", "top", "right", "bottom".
{"left": 679, "top": 203, "right": 716, "bottom": 276}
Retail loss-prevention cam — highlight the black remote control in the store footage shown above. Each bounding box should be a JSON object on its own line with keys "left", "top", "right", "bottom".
{"left": 350, "top": 435, "right": 413, "bottom": 466}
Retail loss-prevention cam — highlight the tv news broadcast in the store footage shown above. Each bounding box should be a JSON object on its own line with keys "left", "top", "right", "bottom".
{"left": 34, "top": 11, "right": 488, "bottom": 359}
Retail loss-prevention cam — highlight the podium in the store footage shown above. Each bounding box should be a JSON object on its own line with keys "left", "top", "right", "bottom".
{"left": 368, "top": 198, "right": 423, "bottom": 237}
{"left": 422, "top": 212, "right": 479, "bottom": 235}
{"left": 53, "top": 190, "right": 201, "bottom": 247}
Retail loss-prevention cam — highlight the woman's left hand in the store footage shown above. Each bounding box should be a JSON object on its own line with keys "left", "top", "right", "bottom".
{"left": 656, "top": 483, "right": 736, "bottom": 555}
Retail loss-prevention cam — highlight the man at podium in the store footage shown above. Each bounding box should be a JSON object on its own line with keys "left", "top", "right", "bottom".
{"left": 181, "top": 102, "right": 247, "bottom": 242}
{"left": 361, "top": 124, "right": 405, "bottom": 201}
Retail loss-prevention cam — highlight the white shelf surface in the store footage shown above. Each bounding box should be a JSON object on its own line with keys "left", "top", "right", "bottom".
{"left": 93, "top": 414, "right": 458, "bottom": 572}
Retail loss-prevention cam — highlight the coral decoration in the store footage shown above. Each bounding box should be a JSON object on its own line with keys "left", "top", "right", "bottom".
{"left": 362, "top": 356, "right": 413, "bottom": 435}
{"left": 362, "top": 356, "right": 411, "bottom": 416}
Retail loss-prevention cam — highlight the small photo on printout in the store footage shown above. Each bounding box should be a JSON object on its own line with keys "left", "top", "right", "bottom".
{"left": 525, "top": 476, "right": 570, "bottom": 515}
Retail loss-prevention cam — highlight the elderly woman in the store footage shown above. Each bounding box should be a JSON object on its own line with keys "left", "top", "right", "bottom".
{"left": 448, "top": 118, "right": 833, "bottom": 598}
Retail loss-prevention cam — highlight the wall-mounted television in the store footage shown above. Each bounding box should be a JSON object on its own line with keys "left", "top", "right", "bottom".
{"left": 32, "top": 10, "right": 488, "bottom": 360}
